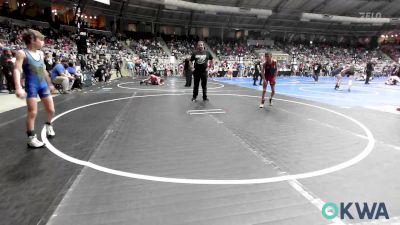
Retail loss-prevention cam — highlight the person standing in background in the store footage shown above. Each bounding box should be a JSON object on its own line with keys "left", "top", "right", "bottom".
{"left": 365, "top": 60, "right": 374, "bottom": 84}
{"left": 79, "top": 55, "right": 87, "bottom": 71}
{"left": 190, "top": 41, "right": 213, "bottom": 101}
{"left": 184, "top": 58, "right": 192, "bottom": 87}
{"left": 238, "top": 63, "right": 245, "bottom": 77}
{"left": 115, "top": 59, "right": 122, "bottom": 78}
{"left": 253, "top": 60, "right": 262, "bottom": 86}
{"left": 312, "top": 61, "right": 322, "bottom": 82}
{"left": 44, "top": 53, "right": 53, "bottom": 73}
{"left": 333, "top": 64, "right": 344, "bottom": 90}
{"left": 1, "top": 48, "right": 15, "bottom": 94}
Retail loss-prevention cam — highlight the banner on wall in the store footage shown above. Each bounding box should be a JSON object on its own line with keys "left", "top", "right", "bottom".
{"left": 247, "top": 39, "right": 274, "bottom": 46}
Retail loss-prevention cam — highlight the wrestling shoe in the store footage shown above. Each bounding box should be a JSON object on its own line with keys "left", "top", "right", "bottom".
{"left": 45, "top": 124, "right": 55, "bottom": 138}
{"left": 259, "top": 99, "right": 265, "bottom": 108}
{"left": 27, "top": 135, "right": 45, "bottom": 148}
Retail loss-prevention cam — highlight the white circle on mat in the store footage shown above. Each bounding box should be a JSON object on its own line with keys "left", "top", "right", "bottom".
{"left": 299, "top": 86, "right": 379, "bottom": 95}
{"left": 42, "top": 93, "right": 375, "bottom": 184}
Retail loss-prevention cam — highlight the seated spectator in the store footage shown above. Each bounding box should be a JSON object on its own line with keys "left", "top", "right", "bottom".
{"left": 385, "top": 65, "right": 400, "bottom": 85}
{"left": 385, "top": 75, "right": 400, "bottom": 85}
{"left": 94, "top": 64, "right": 111, "bottom": 82}
{"left": 94, "top": 64, "right": 107, "bottom": 82}
{"left": 67, "top": 62, "right": 82, "bottom": 90}
{"left": 50, "top": 58, "right": 75, "bottom": 94}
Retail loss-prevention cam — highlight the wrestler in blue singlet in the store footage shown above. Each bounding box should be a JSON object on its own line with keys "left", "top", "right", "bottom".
{"left": 23, "top": 49, "right": 50, "bottom": 98}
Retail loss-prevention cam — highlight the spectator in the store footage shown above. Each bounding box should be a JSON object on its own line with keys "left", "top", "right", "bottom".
{"left": 0, "top": 48, "right": 15, "bottom": 93}
{"left": 115, "top": 60, "right": 122, "bottom": 77}
{"left": 79, "top": 55, "right": 87, "bottom": 71}
{"left": 67, "top": 62, "right": 82, "bottom": 90}
{"left": 365, "top": 60, "right": 374, "bottom": 84}
{"left": 44, "top": 54, "right": 53, "bottom": 73}
{"left": 51, "top": 58, "right": 75, "bottom": 94}
{"left": 94, "top": 64, "right": 106, "bottom": 82}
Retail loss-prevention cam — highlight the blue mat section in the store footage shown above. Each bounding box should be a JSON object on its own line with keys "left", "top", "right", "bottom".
{"left": 213, "top": 77, "right": 400, "bottom": 108}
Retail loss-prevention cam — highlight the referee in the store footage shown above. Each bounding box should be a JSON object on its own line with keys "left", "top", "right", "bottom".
{"left": 365, "top": 60, "right": 374, "bottom": 84}
{"left": 190, "top": 41, "right": 213, "bottom": 101}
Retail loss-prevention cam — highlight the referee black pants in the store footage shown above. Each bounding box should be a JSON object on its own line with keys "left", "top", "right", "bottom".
{"left": 185, "top": 70, "right": 192, "bottom": 87}
{"left": 193, "top": 70, "right": 207, "bottom": 99}
{"left": 365, "top": 71, "right": 372, "bottom": 84}
{"left": 253, "top": 73, "right": 262, "bottom": 85}
{"left": 313, "top": 72, "right": 320, "bottom": 82}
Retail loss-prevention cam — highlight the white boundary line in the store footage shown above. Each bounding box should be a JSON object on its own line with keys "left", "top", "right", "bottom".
{"left": 299, "top": 86, "right": 379, "bottom": 96}
{"left": 187, "top": 109, "right": 224, "bottom": 112}
{"left": 288, "top": 179, "right": 346, "bottom": 225}
{"left": 227, "top": 83, "right": 364, "bottom": 102}
{"left": 274, "top": 91, "right": 359, "bottom": 101}
{"left": 215, "top": 80, "right": 399, "bottom": 106}
{"left": 41, "top": 93, "right": 375, "bottom": 185}
{"left": 189, "top": 112, "right": 226, "bottom": 115}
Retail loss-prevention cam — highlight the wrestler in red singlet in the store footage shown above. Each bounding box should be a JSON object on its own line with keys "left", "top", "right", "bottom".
{"left": 260, "top": 52, "right": 278, "bottom": 108}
